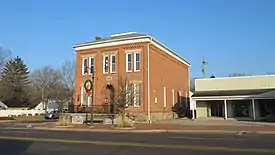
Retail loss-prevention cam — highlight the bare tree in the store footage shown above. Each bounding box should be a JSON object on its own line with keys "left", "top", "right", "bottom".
{"left": 112, "top": 76, "right": 140, "bottom": 127}
{"left": 0, "top": 47, "right": 11, "bottom": 75}
{"left": 30, "top": 66, "right": 70, "bottom": 108}
{"left": 60, "top": 60, "right": 75, "bottom": 92}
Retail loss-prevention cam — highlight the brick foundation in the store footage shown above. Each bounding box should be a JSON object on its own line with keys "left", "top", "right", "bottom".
{"left": 134, "top": 112, "right": 175, "bottom": 123}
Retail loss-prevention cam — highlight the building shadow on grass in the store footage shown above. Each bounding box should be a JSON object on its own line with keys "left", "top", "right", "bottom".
{"left": 0, "top": 139, "right": 33, "bottom": 155}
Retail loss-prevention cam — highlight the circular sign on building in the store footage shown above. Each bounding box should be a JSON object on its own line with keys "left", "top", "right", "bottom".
{"left": 106, "top": 76, "right": 112, "bottom": 86}
{"left": 84, "top": 79, "right": 93, "bottom": 96}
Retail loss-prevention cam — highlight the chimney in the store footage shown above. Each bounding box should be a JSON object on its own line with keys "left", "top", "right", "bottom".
{"left": 95, "top": 36, "right": 101, "bottom": 40}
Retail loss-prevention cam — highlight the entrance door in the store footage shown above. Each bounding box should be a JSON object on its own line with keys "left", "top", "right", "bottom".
{"left": 106, "top": 84, "right": 115, "bottom": 114}
{"left": 210, "top": 101, "right": 223, "bottom": 117}
{"left": 196, "top": 102, "right": 208, "bottom": 118}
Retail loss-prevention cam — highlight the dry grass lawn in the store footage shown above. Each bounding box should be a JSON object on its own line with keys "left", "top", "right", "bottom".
{"left": 12, "top": 115, "right": 45, "bottom": 122}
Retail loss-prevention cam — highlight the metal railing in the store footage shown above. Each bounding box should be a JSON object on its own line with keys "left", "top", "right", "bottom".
{"left": 67, "top": 104, "right": 120, "bottom": 114}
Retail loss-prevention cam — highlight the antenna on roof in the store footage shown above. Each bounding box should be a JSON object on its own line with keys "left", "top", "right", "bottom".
{"left": 201, "top": 56, "right": 208, "bottom": 78}
{"left": 110, "top": 32, "right": 137, "bottom": 37}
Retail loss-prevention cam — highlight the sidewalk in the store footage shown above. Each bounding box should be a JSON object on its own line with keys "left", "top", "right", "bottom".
{"left": 32, "top": 123, "right": 275, "bottom": 134}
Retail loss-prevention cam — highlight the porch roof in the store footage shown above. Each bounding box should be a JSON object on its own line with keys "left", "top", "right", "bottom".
{"left": 192, "top": 88, "right": 275, "bottom": 100}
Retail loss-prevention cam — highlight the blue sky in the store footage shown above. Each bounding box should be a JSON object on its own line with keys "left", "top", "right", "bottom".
{"left": 0, "top": 0, "right": 274, "bottom": 78}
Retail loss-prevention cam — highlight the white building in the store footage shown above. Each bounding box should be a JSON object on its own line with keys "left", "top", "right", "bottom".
{"left": 191, "top": 75, "right": 275, "bottom": 121}
{"left": 0, "top": 101, "right": 8, "bottom": 110}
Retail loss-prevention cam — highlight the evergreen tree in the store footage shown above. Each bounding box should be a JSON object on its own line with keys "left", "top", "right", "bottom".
{"left": 0, "top": 56, "right": 30, "bottom": 106}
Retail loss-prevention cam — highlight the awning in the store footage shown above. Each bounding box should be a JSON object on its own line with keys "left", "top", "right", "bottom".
{"left": 192, "top": 89, "right": 275, "bottom": 100}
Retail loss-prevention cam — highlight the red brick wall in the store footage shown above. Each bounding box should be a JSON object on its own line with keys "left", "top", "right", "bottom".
{"left": 149, "top": 44, "right": 189, "bottom": 113}
{"left": 74, "top": 43, "right": 148, "bottom": 114}
{"left": 74, "top": 41, "right": 189, "bottom": 115}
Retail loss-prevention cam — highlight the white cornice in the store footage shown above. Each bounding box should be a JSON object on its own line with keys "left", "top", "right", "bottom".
{"left": 74, "top": 37, "right": 190, "bottom": 66}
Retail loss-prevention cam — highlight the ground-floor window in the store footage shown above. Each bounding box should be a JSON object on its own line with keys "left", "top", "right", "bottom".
{"left": 232, "top": 100, "right": 250, "bottom": 117}
{"left": 210, "top": 101, "right": 223, "bottom": 117}
{"left": 258, "top": 100, "right": 275, "bottom": 117}
{"left": 81, "top": 85, "right": 88, "bottom": 106}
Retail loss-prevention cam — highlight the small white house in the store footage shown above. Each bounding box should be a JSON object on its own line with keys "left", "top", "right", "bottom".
{"left": 0, "top": 101, "right": 8, "bottom": 110}
{"left": 34, "top": 101, "right": 60, "bottom": 112}
{"left": 34, "top": 102, "right": 44, "bottom": 110}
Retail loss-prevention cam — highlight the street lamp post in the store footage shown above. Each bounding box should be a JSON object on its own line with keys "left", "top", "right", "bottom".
{"left": 90, "top": 73, "right": 94, "bottom": 126}
{"left": 84, "top": 65, "right": 95, "bottom": 126}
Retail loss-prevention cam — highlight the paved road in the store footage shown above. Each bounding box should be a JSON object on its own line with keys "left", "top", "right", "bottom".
{"left": 0, "top": 121, "right": 56, "bottom": 129}
{"left": 1, "top": 127, "right": 275, "bottom": 155}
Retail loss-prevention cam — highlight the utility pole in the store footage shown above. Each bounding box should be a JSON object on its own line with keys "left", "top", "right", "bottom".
{"left": 201, "top": 57, "right": 208, "bottom": 78}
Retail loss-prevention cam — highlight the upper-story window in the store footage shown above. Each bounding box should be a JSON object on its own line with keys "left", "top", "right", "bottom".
{"left": 134, "top": 52, "right": 140, "bottom": 72}
{"left": 82, "top": 58, "right": 88, "bottom": 75}
{"left": 110, "top": 54, "right": 116, "bottom": 73}
{"left": 103, "top": 53, "right": 116, "bottom": 74}
{"left": 103, "top": 55, "right": 109, "bottom": 74}
{"left": 82, "top": 56, "right": 95, "bottom": 75}
{"left": 126, "top": 53, "right": 132, "bottom": 72}
{"left": 89, "top": 57, "right": 95, "bottom": 75}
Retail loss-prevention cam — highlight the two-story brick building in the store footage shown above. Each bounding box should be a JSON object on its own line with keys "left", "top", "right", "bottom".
{"left": 73, "top": 32, "right": 190, "bottom": 122}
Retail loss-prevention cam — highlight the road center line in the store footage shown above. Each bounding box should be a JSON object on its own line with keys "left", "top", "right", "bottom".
{"left": 0, "top": 136, "right": 274, "bottom": 154}
{"left": 168, "top": 136, "right": 246, "bottom": 141}
{"left": 0, "top": 130, "right": 32, "bottom": 134}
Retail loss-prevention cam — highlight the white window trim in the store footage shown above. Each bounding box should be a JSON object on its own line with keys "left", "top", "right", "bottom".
{"left": 133, "top": 83, "right": 140, "bottom": 107}
{"left": 163, "top": 87, "right": 167, "bottom": 107}
{"left": 172, "top": 89, "right": 175, "bottom": 106}
{"left": 89, "top": 56, "right": 95, "bottom": 75}
{"left": 82, "top": 58, "right": 88, "bottom": 75}
{"left": 103, "top": 55, "right": 109, "bottom": 74}
{"left": 126, "top": 53, "right": 132, "bottom": 72}
{"left": 81, "top": 86, "right": 85, "bottom": 105}
{"left": 110, "top": 54, "right": 116, "bottom": 73}
{"left": 134, "top": 52, "right": 140, "bottom": 72}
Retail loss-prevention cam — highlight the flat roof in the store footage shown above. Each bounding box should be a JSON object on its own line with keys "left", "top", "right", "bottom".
{"left": 73, "top": 32, "right": 190, "bottom": 65}
{"left": 192, "top": 88, "right": 275, "bottom": 97}
{"left": 195, "top": 74, "right": 275, "bottom": 81}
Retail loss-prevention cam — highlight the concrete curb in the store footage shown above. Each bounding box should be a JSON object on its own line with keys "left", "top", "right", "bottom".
{"left": 32, "top": 127, "right": 167, "bottom": 133}
{"left": 0, "top": 120, "right": 15, "bottom": 123}
{"left": 28, "top": 126, "right": 275, "bottom": 135}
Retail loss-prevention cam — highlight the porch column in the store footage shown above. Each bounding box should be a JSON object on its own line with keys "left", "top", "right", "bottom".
{"left": 192, "top": 100, "right": 196, "bottom": 120}
{"left": 252, "top": 99, "right": 256, "bottom": 120}
{"left": 224, "top": 100, "right": 228, "bottom": 120}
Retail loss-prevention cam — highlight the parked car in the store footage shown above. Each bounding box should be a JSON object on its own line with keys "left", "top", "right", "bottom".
{"left": 44, "top": 110, "right": 60, "bottom": 119}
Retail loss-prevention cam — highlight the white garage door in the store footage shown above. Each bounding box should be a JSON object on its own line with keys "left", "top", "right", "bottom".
{"left": 196, "top": 102, "right": 208, "bottom": 118}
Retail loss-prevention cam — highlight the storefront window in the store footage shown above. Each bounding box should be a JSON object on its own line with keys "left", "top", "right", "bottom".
{"left": 232, "top": 100, "right": 250, "bottom": 117}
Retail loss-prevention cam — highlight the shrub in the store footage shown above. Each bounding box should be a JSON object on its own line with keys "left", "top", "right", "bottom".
{"left": 0, "top": 117, "right": 15, "bottom": 120}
